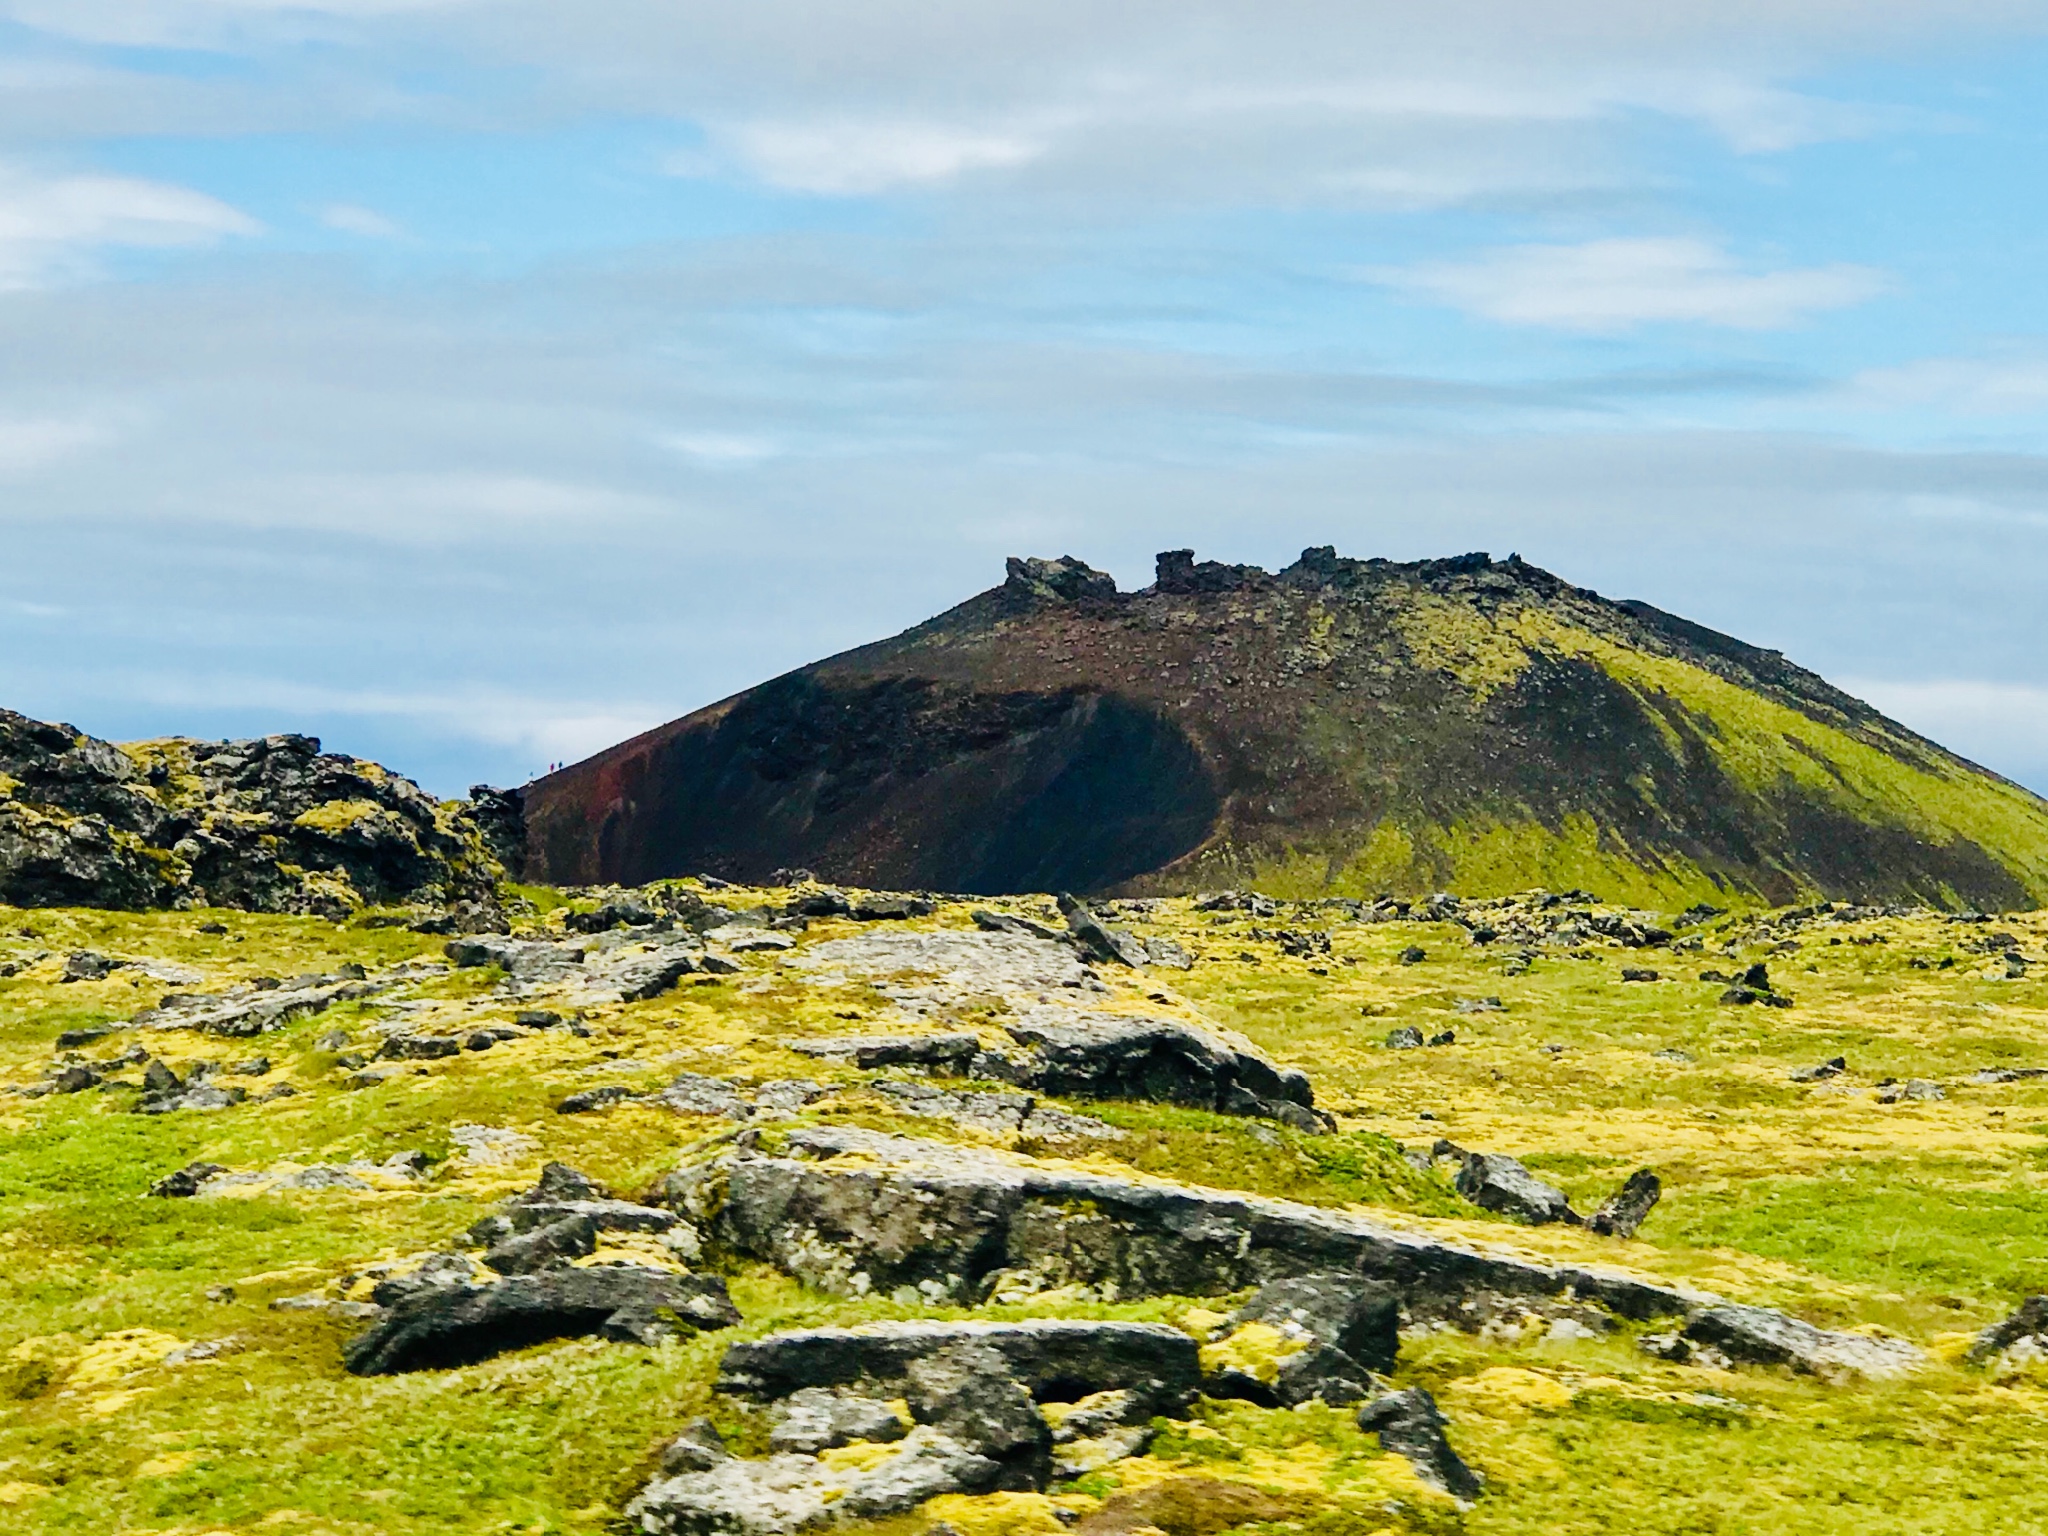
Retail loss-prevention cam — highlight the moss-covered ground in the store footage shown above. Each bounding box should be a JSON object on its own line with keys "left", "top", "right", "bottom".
{"left": 5, "top": 889, "right": 2048, "bottom": 1533}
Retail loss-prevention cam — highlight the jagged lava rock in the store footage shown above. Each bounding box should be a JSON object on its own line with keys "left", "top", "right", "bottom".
{"left": 0, "top": 710, "right": 507, "bottom": 916}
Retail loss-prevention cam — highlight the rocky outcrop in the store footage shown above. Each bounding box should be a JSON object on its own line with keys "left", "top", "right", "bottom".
{"left": 687, "top": 1128, "right": 1923, "bottom": 1381}
{"left": 699, "top": 1126, "right": 1700, "bottom": 1320}
{"left": 629, "top": 1320, "right": 1195, "bottom": 1535}
{"left": 130, "top": 967, "right": 380, "bottom": 1037}
{"left": 0, "top": 710, "right": 507, "bottom": 917}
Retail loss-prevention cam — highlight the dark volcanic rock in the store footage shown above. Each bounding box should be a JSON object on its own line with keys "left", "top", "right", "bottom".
{"left": 343, "top": 1266, "right": 740, "bottom": 1375}
{"left": 0, "top": 708, "right": 508, "bottom": 915}
{"left": 1358, "top": 1388, "right": 1482, "bottom": 1501}
{"left": 1208, "top": 1273, "right": 1399, "bottom": 1407}
{"left": 785, "top": 1032, "right": 981, "bottom": 1071}
{"left": 989, "top": 1010, "right": 1330, "bottom": 1131}
{"left": 1679, "top": 1304, "right": 1923, "bottom": 1380}
{"left": 1587, "top": 1168, "right": 1661, "bottom": 1238}
{"left": 716, "top": 1319, "right": 1202, "bottom": 1417}
{"left": 1455, "top": 1152, "right": 1581, "bottom": 1225}
{"left": 1969, "top": 1295, "right": 2048, "bottom": 1363}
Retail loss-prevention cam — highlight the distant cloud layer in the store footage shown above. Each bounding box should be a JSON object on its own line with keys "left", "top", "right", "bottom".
{"left": 1381, "top": 239, "right": 1889, "bottom": 332}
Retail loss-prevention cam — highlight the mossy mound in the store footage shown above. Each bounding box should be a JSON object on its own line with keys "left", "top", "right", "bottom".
{"left": 520, "top": 549, "right": 2048, "bottom": 910}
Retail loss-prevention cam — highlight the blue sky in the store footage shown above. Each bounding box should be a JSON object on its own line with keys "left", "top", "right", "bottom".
{"left": 4, "top": 2, "right": 2048, "bottom": 797}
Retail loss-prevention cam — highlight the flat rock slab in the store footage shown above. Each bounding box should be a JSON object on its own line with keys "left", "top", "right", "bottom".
{"left": 717, "top": 1319, "right": 1202, "bottom": 1411}
{"left": 710, "top": 1126, "right": 1702, "bottom": 1322}
{"left": 789, "top": 930, "right": 1097, "bottom": 1012}
{"left": 343, "top": 1266, "right": 739, "bottom": 1375}
{"left": 132, "top": 972, "right": 380, "bottom": 1037}
{"left": 1681, "top": 1304, "right": 1923, "bottom": 1382}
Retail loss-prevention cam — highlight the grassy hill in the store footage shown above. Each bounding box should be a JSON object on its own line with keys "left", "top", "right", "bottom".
{"left": 522, "top": 550, "right": 2048, "bottom": 910}
{"left": 6, "top": 881, "right": 2048, "bottom": 1534}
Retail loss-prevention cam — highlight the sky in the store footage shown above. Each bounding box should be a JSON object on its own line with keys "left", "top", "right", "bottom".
{"left": 4, "top": 3, "right": 2048, "bottom": 798}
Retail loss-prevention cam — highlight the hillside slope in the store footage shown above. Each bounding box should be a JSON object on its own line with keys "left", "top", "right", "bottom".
{"left": 522, "top": 549, "right": 2048, "bottom": 909}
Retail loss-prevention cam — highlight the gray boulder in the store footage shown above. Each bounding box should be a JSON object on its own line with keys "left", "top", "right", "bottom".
{"left": 1357, "top": 1388, "right": 1482, "bottom": 1501}
{"left": 990, "top": 1009, "right": 1329, "bottom": 1132}
{"left": 1680, "top": 1304, "right": 1923, "bottom": 1381}
{"left": 1056, "top": 893, "right": 1148, "bottom": 967}
{"left": 1207, "top": 1273, "right": 1397, "bottom": 1407}
{"left": 904, "top": 1342, "right": 1051, "bottom": 1488}
{"left": 1455, "top": 1152, "right": 1580, "bottom": 1225}
{"left": 767, "top": 1388, "right": 906, "bottom": 1455}
{"left": 343, "top": 1266, "right": 739, "bottom": 1375}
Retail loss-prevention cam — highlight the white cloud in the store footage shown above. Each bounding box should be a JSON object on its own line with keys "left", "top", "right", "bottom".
{"left": 1378, "top": 237, "right": 1888, "bottom": 332}
{"left": 663, "top": 431, "right": 781, "bottom": 466}
{"left": 719, "top": 120, "right": 1047, "bottom": 195}
{"left": 319, "top": 201, "right": 402, "bottom": 237}
{"left": 0, "top": 412, "right": 107, "bottom": 473}
{"left": 0, "top": 164, "right": 258, "bottom": 288}
{"left": 165, "top": 471, "right": 679, "bottom": 543}
{"left": 1849, "top": 352, "right": 2048, "bottom": 415}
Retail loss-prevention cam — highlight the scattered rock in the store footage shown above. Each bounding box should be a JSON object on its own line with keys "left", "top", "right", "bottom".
{"left": 1454, "top": 1153, "right": 1580, "bottom": 1226}
{"left": 787, "top": 1033, "right": 981, "bottom": 1072}
{"left": 61, "top": 950, "right": 121, "bottom": 982}
{"left": 1680, "top": 1305, "right": 1924, "bottom": 1381}
{"left": 557, "top": 1084, "right": 638, "bottom": 1115}
{"left": 1357, "top": 1388, "right": 1482, "bottom": 1501}
{"left": 148, "top": 1160, "right": 230, "bottom": 1197}
{"left": 1621, "top": 968, "right": 1659, "bottom": 983}
{"left": 1057, "top": 893, "right": 1149, "bottom": 967}
{"left": 969, "top": 909, "right": 1064, "bottom": 942}
{"left": 1398, "top": 946, "right": 1427, "bottom": 964}
{"left": 1789, "top": 1057, "right": 1847, "bottom": 1082}
{"left": 133, "top": 969, "right": 378, "bottom": 1038}
{"left": 1877, "top": 1079, "right": 1944, "bottom": 1104}
{"left": 661, "top": 1418, "right": 734, "bottom": 1475}
{"left": 985, "top": 1009, "right": 1330, "bottom": 1132}
{"left": 1453, "top": 996, "right": 1504, "bottom": 1014}
{"left": 868, "top": 1079, "right": 1117, "bottom": 1141}
{"left": 850, "top": 895, "right": 934, "bottom": 922}
{"left": 1587, "top": 1169, "right": 1660, "bottom": 1238}
{"left": 1968, "top": 1296, "right": 2048, "bottom": 1364}
{"left": 1386, "top": 1027, "right": 1423, "bottom": 1050}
